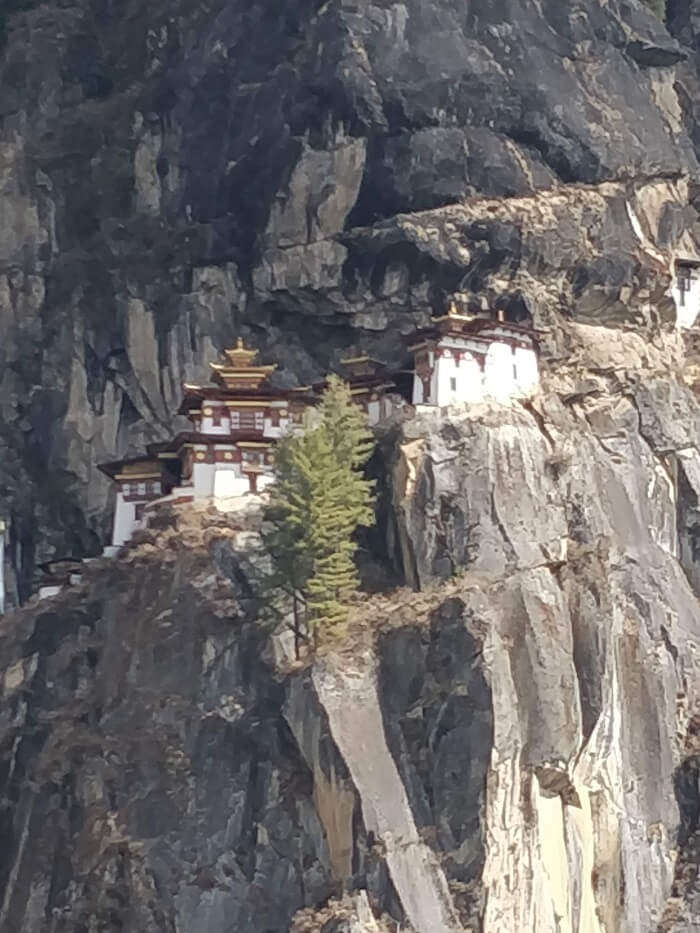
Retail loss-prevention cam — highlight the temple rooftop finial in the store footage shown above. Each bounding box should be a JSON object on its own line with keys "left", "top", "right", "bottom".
{"left": 221, "top": 337, "right": 260, "bottom": 369}
{"left": 206, "top": 338, "right": 277, "bottom": 390}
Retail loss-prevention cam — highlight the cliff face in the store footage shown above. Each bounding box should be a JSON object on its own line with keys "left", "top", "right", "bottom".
{"left": 3, "top": 357, "right": 700, "bottom": 932}
{"left": 1, "top": 0, "right": 700, "bottom": 599}
{"left": 3, "top": 0, "right": 700, "bottom": 930}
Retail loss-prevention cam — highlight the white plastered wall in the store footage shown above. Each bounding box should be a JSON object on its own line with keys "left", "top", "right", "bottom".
{"left": 112, "top": 492, "right": 140, "bottom": 547}
{"left": 414, "top": 339, "right": 539, "bottom": 408}
{"left": 199, "top": 399, "right": 237, "bottom": 435}
{"left": 514, "top": 346, "right": 539, "bottom": 394}
{"left": 434, "top": 352, "right": 485, "bottom": 407}
{"left": 192, "top": 462, "right": 217, "bottom": 498}
{"left": 214, "top": 466, "right": 250, "bottom": 499}
{"left": 484, "top": 342, "right": 517, "bottom": 400}
{"left": 672, "top": 268, "right": 700, "bottom": 328}
{"left": 412, "top": 350, "right": 434, "bottom": 405}
{"left": 200, "top": 413, "right": 231, "bottom": 435}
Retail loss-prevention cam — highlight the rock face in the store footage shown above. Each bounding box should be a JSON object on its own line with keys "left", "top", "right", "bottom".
{"left": 4, "top": 0, "right": 700, "bottom": 930}
{"left": 1, "top": 0, "right": 700, "bottom": 600}
{"left": 4, "top": 346, "right": 700, "bottom": 931}
{"left": 385, "top": 376, "right": 700, "bottom": 932}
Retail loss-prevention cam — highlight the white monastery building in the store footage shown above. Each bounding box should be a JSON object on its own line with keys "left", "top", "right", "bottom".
{"left": 99, "top": 340, "right": 315, "bottom": 548}
{"left": 408, "top": 303, "right": 539, "bottom": 407}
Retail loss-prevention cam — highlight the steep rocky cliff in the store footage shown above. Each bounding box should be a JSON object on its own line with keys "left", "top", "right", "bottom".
{"left": 4, "top": 0, "right": 700, "bottom": 930}
{"left": 3, "top": 358, "right": 700, "bottom": 932}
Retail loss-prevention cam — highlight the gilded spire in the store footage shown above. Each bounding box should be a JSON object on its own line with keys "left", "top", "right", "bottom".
{"left": 209, "top": 337, "right": 277, "bottom": 389}
{"left": 222, "top": 338, "right": 259, "bottom": 368}
{"left": 433, "top": 295, "right": 476, "bottom": 326}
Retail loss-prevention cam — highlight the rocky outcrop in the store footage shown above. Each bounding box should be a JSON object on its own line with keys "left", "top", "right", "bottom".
{"left": 384, "top": 363, "right": 700, "bottom": 930}
{"left": 2, "top": 0, "right": 700, "bottom": 600}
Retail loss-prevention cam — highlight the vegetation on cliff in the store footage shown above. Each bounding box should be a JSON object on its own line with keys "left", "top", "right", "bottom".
{"left": 263, "top": 377, "right": 375, "bottom": 644}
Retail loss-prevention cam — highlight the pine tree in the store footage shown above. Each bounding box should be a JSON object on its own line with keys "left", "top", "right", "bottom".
{"left": 263, "top": 378, "right": 376, "bottom": 647}
{"left": 317, "top": 375, "right": 376, "bottom": 469}
{"left": 262, "top": 432, "right": 315, "bottom": 653}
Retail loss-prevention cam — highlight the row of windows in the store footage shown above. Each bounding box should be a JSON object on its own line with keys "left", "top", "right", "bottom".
{"left": 203, "top": 411, "right": 290, "bottom": 430}
{"left": 448, "top": 363, "right": 524, "bottom": 392}
{"left": 123, "top": 482, "right": 157, "bottom": 496}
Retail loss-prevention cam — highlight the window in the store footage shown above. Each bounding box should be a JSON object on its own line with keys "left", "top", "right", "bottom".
{"left": 450, "top": 377, "right": 457, "bottom": 392}
{"left": 677, "top": 263, "right": 699, "bottom": 307}
{"left": 239, "top": 411, "right": 260, "bottom": 431}
{"left": 230, "top": 411, "right": 240, "bottom": 429}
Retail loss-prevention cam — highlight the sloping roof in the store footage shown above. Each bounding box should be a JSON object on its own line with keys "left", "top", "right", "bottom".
{"left": 177, "top": 385, "right": 308, "bottom": 414}
{"left": 97, "top": 456, "right": 162, "bottom": 480}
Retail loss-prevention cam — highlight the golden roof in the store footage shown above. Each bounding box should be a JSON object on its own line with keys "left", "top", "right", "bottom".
{"left": 432, "top": 299, "right": 477, "bottom": 325}
{"left": 223, "top": 337, "right": 259, "bottom": 367}
{"left": 119, "top": 459, "right": 161, "bottom": 476}
{"left": 209, "top": 338, "right": 277, "bottom": 389}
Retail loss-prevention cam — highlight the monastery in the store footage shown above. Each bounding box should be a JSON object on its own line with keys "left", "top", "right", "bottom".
{"left": 409, "top": 305, "right": 539, "bottom": 406}
{"left": 90, "top": 271, "right": 698, "bottom": 556}
{"left": 95, "top": 300, "right": 541, "bottom": 552}
{"left": 0, "top": 273, "right": 698, "bottom": 609}
{"left": 0, "top": 268, "right": 695, "bottom": 609}
{"left": 98, "top": 339, "right": 313, "bottom": 549}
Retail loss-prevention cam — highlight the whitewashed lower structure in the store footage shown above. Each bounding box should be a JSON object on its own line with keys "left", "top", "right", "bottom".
{"left": 410, "top": 310, "right": 539, "bottom": 408}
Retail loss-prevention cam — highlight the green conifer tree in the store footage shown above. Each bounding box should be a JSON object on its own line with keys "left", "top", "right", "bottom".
{"left": 262, "top": 432, "right": 315, "bottom": 652}
{"left": 263, "top": 377, "right": 376, "bottom": 646}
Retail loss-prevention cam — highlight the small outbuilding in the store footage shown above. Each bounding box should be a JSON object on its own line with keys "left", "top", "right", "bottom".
{"left": 673, "top": 258, "right": 700, "bottom": 329}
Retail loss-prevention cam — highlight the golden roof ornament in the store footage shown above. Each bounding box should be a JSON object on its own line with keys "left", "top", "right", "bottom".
{"left": 222, "top": 337, "right": 259, "bottom": 369}
{"left": 208, "top": 337, "right": 277, "bottom": 389}
{"left": 433, "top": 295, "right": 476, "bottom": 325}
